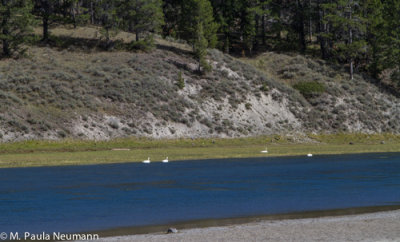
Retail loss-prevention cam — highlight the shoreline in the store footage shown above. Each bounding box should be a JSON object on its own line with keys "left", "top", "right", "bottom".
{"left": 1, "top": 149, "right": 400, "bottom": 170}
{"left": 1, "top": 140, "right": 400, "bottom": 168}
{"left": 78, "top": 207, "right": 400, "bottom": 242}
{"left": 82, "top": 205, "right": 400, "bottom": 239}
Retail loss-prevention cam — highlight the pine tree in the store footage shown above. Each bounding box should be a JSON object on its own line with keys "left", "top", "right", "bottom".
{"left": 180, "top": 0, "right": 218, "bottom": 48}
{"left": 212, "top": 0, "right": 275, "bottom": 54}
{"left": 33, "top": 0, "right": 58, "bottom": 42}
{"left": 211, "top": 0, "right": 240, "bottom": 53}
{"left": 362, "top": 0, "right": 384, "bottom": 78}
{"left": 65, "top": 0, "right": 90, "bottom": 28}
{"left": 176, "top": 71, "right": 185, "bottom": 89}
{"left": 119, "top": 0, "right": 164, "bottom": 42}
{"left": 162, "top": 0, "right": 183, "bottom": 38}
{"left": 323, "top": 0, "right": 367, "bottom": 80}
{"left": 194, "top": 22, "right": 209, "bottom": 72}
{"left": 89, "top": 0, "right": 95, "bottom": 24}
{"left": 266, "top": 0, "right": 311, "bottom": 53}
{"left": 380, "top": 0, "right": 400, "bottom": 85}
{"left": 0, "top": 0, "right": 34, "bottom": 57}
{"left": 258, "top": 0, "right": 274, "bottom": 46}
{"left": 240, "top": 0, "right": 257, "bottom": 55}
{"left": 316, "top": 0, "right": 331, "bottom": 59}
{"left": 306, "top": 0, "right": 315, "bottom": 43}
{"left": 95, "top": 0, "right": 119, "bottom": 49}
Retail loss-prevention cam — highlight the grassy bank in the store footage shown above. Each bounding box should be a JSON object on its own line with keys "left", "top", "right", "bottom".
{"left": 0, "top": 133, "right": 400, "bottom": 168}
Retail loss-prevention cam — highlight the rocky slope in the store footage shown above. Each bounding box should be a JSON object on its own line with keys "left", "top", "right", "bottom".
{"left": 0, "top": 34, "right": 399, "bottom": 141}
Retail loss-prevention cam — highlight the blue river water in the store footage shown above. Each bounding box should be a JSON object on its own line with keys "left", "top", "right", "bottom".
{"left": 0, "top": 152, "right": 400, "bottom": 234}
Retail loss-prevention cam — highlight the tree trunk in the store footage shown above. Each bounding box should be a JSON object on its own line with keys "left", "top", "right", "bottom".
{"left": 2, "top": 41, "right": 9, "bottom": 57}
{"left": 41, "top": 0, "right": 51, "bottom": 42}
{"left": 90, "top": 1, "right": 94, "bottom": 24}
{"left": 296, "top": 0, "right": 306, "bottom": 53}
{"left": 1, "top": 4, "right": 10, "bottom": 57}
{"left": 350, "top": 59, "right": 354, "bottom": 80}
{"left": 299, "top": 23, "right": 306, "bottom": 53}
{"left": 2, "top": 31, "right": 10, "bottom": 57}
{"left": 128, "top": 22, "right": 134, "bottom": 33}
{"left": 349, "top": 4, "right": 353, "bottom": 80}
{"left": 198, "top": 61, "right": 201, "bottom": 72}
{"left": 262, "top": 13, "right": 266, "bottom": 46}
{"left": 135, "top": 29, "right": 140, "bottom": 41}
{"left": 43, "top": 16, "right": 49, "bottom": 42}
{"left": 224, "top": 34, "right": 230, "bottom": 53}
{"left": 317, "top": 0, "right": 328, "bottom": 59}
{"left": 106, "top": 28, "right": 110, "bottom": 44}
{"left": 254, "top": 14, "right": 259, "bottom": 51}
{"left": 309, "top": 0, "right": 312, "bottom": 43}
{"left": 72, "top": 2, "right": 77, "bottom": 28}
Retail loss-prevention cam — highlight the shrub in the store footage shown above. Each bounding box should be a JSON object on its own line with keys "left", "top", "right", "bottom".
{"left": 57, "top": 130, "right": 67, "bottom": 138}
{"left": 122, "top": 127, "right": 130, "bottom": 133}
{"left": 108, "top": 120, "right": 119, "bottom": 129}
{"left": 245, "top": 103, "right": 252, "bottom": 110}
{"left": 293, "top": 81, "right": 325, "bottom": 98}
{"left": 390, "top": 70, "right": 400, "bottom": 86}
{"left": 176, "top": 71, "right": 185, "bottom": 89}
{"left": 260, "top": 83, "right": 269, "bottom": 93}
{"left": 27, "top": 118, "right": 37, "bottom": 125}
{"left": 129, "top": 35, "right": 155, "bottom": 52}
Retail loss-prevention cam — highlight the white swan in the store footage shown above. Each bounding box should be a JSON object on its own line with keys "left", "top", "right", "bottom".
{"left": 261, "top": 146, "right": 268, "bottom": 153}
{"left": 307, "top": 154, "right": 313, "bottom": 157}
{"left": 162, "top": 157, "right": 169, "bottom": 163}
{"left": 142, "top": 157, "right": 150, "bottom": 163}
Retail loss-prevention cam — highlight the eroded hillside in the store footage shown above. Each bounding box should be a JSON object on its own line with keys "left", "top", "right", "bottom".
{"left": 0, "top": 30, "right": 399, "bottom": 141}
{"left": 247, "top": 53, "right": 400, "bottom": 133}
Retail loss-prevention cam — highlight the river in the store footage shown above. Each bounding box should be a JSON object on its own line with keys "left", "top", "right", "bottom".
{"left": 0, "top": 152, "right": 399, "bottom": 234}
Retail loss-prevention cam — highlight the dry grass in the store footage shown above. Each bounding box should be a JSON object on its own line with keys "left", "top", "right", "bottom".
{"left": 0, "top": 134, "right": 399, "bottom": 168}
{"left": 0, "top": 133, "right": 399, "bottom": 168}
{"left": 33, "top": 25, "right": 191, "bottom": 51}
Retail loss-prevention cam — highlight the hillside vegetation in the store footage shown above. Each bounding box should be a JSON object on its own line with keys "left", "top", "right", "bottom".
{"left": 0, "top": 27, "right": 399, "bottom": 142}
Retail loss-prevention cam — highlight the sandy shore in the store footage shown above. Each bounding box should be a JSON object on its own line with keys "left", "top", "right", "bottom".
{"left": 81, "top": 210, "right": 400, "bottom": 242}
